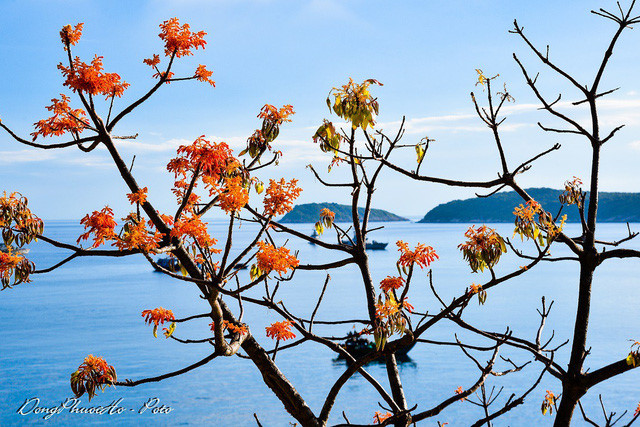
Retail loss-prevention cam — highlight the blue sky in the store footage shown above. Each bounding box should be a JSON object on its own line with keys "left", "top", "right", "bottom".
{"left": 1, "top": 0, "right": 639, "bottom": 219}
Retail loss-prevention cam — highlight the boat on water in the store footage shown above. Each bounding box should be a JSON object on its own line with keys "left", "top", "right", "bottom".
{"left": 340, "top": 237, "right": 388, "bottom": 250}
{"left": 336, "top": 331, "right": 414, "bottom": 362}
{"left": 154, "top": 257, "right": 181, "bottom": 272}
{"left": 308, "top": 230, "right": 319, "bottom": 245}
{"left": 0, "top": 244, "right": 30, "bottom": 255}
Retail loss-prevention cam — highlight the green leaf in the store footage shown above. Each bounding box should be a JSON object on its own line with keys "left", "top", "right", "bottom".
{"left": 153, "top": 324, "right": 158, "bottom": 338}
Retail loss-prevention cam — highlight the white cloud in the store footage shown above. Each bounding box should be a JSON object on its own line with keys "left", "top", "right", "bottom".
{"left": 628, "top": 140, "right": 640, "bottom": 150}
{"left": 0, "top": 150, "right": 55, "bottom": 164}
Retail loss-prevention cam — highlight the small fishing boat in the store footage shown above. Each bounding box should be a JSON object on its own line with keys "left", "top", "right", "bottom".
{"left": 154, "top": 257, "right": 181, "bottom": 272}
{"left": 340, "top": 237, "right": 388, "bottom": 250}
{"left": 309, "top": 230, "right": 319, "bottom": 245}
{"left": 366, "top": 240, "right": 388, "bottom": 250}
{"left": 336, "top": 332, "right": 414, "bottom": 361}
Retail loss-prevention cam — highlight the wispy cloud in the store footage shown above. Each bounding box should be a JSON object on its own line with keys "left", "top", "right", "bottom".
{"left": 0, "top": 150, "right": 55, "bottom": 164}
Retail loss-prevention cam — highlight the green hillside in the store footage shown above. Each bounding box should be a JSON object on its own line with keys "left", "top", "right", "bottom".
{"left": 280, "top": 202, "right": 408, "bottom": 223}
{"left": 419, "top": 188, "right": 640, "bottom": 223}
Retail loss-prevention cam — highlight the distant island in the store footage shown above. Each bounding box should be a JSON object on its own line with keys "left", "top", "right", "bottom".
{"left": 420, "top": 188, "right": 640, "bottom": 223}
{"left": 280, "top": 202, "right": 409, "bottom": 223}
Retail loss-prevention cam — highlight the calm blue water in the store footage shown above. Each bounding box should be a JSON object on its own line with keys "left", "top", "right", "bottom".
{"left": 1, "top": 221, "right": 638, "bottom": 426}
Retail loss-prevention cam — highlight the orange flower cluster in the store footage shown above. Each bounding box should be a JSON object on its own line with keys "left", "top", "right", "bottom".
{"left": 78, "top": 207, "right": 117, "bottom": 249}
{"left": 70, "top": 355, "right": 117, "bottom": 400}
{"left": 458, "top": 225, "right": 506, "bottom": 273}
{"left": 217, "top": 176, "right": 249, "bottom": 214}
{"left": 58, "top": 55, "right": 130, "bottom": 99}
{"left": 0, "top": 250, "right": 33, "bottom": 290}
{"left": 374, "top": 292, "right": 413, "bottom": 349}
{"left": 373, "top": 411, "right": 392, "bottom": 424}
{"left": 171, "top": 214, "right": 218, "bottom": 250}
{"left": 114, "top": 216, "right": 162, "bottom": 252}
{"left": 31, "top": 94, "right": 87, "bottom": 140}
{"left": 328, "top": 78, "right": 383, "bottom": 130}
{"left": 514, "top": 200, "right": 542, "bottom": 224}
{"left": 514, "top": 199, "right": 565, "bottom": 244}
{"left": 635, "top": 401, "right": 640, "bottom": 417}
{"left": 265, "top": 320, "right": 296, "bottom": 341}
{"left": 255, "top": 241, "right": 299, "bottom": 277}
{"left": 159, "top": 18, "right": 207, "bottom": 58}
{"left": 142, "top": 307, "right": 175, "bottom": 326}
{"left": 396, "top": 240, "right": 439, "bottom": 270}
{"left": 142, "top": 307, "right": 176, "bottom": 338}
{"left": 209, "top": 320, "right": 248, "bottom": 335}
{"left": 263, "top": 178, "right": 302, "bottom": 217}
{"left": 143, "top": 54, "right": 161, "bottom": 68}
{"left": 167, "top": 136, "right": 236, "bottom": 209}
{"left": 541, "top": 390, "right": 557, "bottom": 415}
{"left": 455, "top": 386, "right": 466, "bottom": 401}
{"left": 126, "top": 187, "right": 148, "bottom": 205}
{"left": 375, "top": 296, "right": 400, "bottom": 319}
{"left": 380, "top": 276, "right": 404, "bottom": 292}
{"left": 60, "top": 23, "right": 84, "bottom": 47}
{"left": 194, "top": 64, "right": 215, "bottom": 86}
{"left": 258, "top": 104, "right": 295, "bottom": 125}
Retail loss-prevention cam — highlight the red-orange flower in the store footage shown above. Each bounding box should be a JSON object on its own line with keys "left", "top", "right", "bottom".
{"left": 58, "top": 55, "right": 130, "bottom": 99}
{"left": 143, "top": 54, "right": 161, "bottom": 68}
{"left": 167, "top": 136, "right": 235, "bottom": 204}
{"left": 126, "top": 187, "right": 148, "bottom": 205}
{"left": 635, "top": 401, "right": 640, "bottom": 417}
{"left": 114, "top": 217, "right": 162, "bottom": 252}
{"left": 194, "top": 64, "right": 215, "bottom": 86}
{"left": 258, "top": 104, "right": 295, "bottom": 125}
{"left": 159, "top": 18, "right": 207, "bottom": 58}
{"left": 373, "top": 411, "right": 392, "bottom": 424}
{"left": 469, "top": 283, "right": 482, "bottom": 294}
{"left": 171, "top": 214, "right": 218, "bottom": 250}
{"left": 217, "top": 176, "right": 249, "bottom": 214}
{"left": 265, "top": 320, "right": 296, "bottom": 341}
{"left": 396, "top": 240, "right": 438, "bottom": 269}
{"left": 60, "top": 23, "right": 84, "bottom": 47}
{"left": 209, "top": 320, "right": 248, "bottom": 335}
{"left": 142, "top": 307, "right": 175, "bottom": 326}
{"left": 458, "top": 225, "right": 506, "bottom": 273}
{"left": 0, "top": 250, "right": 33, "bottom": 290}
{"left": 255, "top": 241, "right": 299, "bottom": 276}
{"left": 380, "top": 276, "right": 404, "bottom": 292}
{"left": 31, "top": 94, "right": 87, "bottom": 140}
{"left": 78, "top": 207, "right": 117, "bottom": 248}
{"left": 263, "top": 178, "right": 302, "bottom": 217}
{"left": 70, "top": 355, "right": 117, "bottom": 400}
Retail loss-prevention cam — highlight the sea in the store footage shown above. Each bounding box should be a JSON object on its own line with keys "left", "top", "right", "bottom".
{"left": 1, "top": 220, "right": 638, "bottom": 426}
